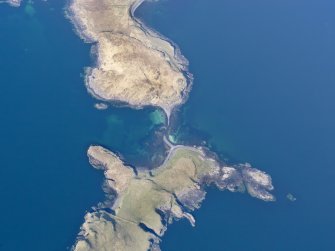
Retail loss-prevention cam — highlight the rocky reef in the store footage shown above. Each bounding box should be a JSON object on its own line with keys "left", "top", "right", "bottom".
{"left": 73, "top": 145, "right": 274, "bottom": 251}
{"left": 94, "top": 102, "right": 108, "bottom": 110}
{"left": 66, "top": 0, "right": 191, "bottom": 117}
{"left": 3, "top": 0, "right": 21, "bottom": 7}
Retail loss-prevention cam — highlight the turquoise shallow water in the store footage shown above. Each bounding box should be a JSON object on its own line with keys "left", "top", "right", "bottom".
{"left": 136, "top": 0, "right": 335, "bottom": 250}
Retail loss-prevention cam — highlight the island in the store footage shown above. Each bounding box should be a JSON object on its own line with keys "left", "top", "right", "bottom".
{"left": 66, "top": 0, "right": 191, "bottom": 117}
{"left": 73, "top": 145, "right": 274, "bottom": 251}
{"left": 286, "top": 193, "right": 297, "bottom": 202}
{"left": 94, "top": 102, "right": 109, "bottom": 110}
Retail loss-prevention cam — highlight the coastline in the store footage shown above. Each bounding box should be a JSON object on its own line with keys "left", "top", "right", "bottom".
{"left": 65, "top": 0, "right": 193, "bottom": 119}
{"left": 64, "top": 0, "right": 96, "bottom": 43}
{"left": 130, "top": 0, "right": 194, "bottom": 117}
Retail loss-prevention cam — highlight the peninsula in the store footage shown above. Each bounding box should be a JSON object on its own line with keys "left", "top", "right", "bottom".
{"left": 67, "top": 0, "right": 190, "bottom": 117}
{"left": 73, "top": 145, "right": 274, "bottom": 251}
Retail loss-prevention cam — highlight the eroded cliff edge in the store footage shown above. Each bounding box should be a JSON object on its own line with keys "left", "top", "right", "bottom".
{"left": 73, "top": 145, "right": 274, "bottom": 251}
{"left": 67, "top": 0, "right": 191, "bottom": 117}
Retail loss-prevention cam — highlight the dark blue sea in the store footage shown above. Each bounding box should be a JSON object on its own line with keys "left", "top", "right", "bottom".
{"left": 136, "top": 0, "right": 335, "bottom": 250}
{"left": 0, "top": 0, "right": 334, "bottom": 250}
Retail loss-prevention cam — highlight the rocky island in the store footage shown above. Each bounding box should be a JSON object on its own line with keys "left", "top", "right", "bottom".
{"left": 73, "top": 145, "right": 274, "bottom": 251}
{"left": 67, "top": 0, "right": 191, "bottom": 117}
{"left": 3, "top": 0, "right": 21, "bottom": 7}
